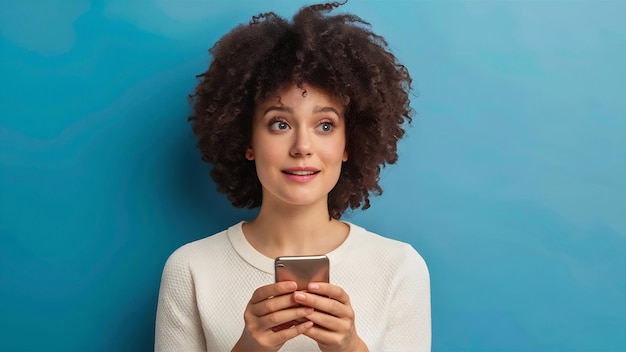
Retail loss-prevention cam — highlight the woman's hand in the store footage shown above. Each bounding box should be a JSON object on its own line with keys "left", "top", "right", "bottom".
{"left": 293, "top": 283, "right": 369, "bottom": 352}
{"left": 232, "top": 281, "right": 315, "bottom": 352}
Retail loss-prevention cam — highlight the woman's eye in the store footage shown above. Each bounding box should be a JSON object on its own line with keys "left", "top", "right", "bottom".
{"left": 317, "top": 122, "right": 333, "bottom": 132}
{"left": 270, "top": 121, "right": 290, "bottom": 131}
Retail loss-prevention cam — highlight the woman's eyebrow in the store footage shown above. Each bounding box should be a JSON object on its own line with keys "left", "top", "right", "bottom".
{"left": 263, "top": 106, "right": 293, "bottom": 115}
{"left": 313, "top": 106, "right": 341, "bottom": 116}
{"left": 262, "top": 105, "right": 341, "bottom": 116}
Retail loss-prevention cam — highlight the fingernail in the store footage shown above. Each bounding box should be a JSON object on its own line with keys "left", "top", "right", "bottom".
{"left": 285, "top": 282, "right": 297, "bottom": 290}
{"left": 294, "top": 292, "right": 306, "bottom": 301}
{"left": 308, "top": 283, "right": 320, "bottom": 290}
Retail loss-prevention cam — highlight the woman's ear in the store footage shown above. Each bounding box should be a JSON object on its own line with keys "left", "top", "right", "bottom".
{"left": 342, "top": 150, "right": 348, "bottom": 162}
{"left": 245, "top": 147, "right": 255, "bottom": 161}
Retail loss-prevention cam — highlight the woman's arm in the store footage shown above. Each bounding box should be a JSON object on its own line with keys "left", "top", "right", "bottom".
{"left": 383, "top": 246, "right": 432, "bottom": 351}
{"left": 154, "top": 252, "right": 206, "bottom": 352}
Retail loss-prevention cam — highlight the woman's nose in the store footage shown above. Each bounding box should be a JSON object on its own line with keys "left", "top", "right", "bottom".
{"left": 289, "top": 129, "right": 312, "bottom": 157}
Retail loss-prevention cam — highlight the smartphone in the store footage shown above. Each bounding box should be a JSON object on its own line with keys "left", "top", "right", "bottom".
{"left": 274, "top": 255, "right": 330, "bottom": 290}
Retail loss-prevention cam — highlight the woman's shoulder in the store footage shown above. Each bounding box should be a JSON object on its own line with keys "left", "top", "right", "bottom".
{"left": 346, "top": 222, "right": 421, "bottom": 250}
{"left": 163, "top": 222, "right": 242, "bottom": 266}
{"left": 344, "top": 222, "right": 428, "bottom": 269}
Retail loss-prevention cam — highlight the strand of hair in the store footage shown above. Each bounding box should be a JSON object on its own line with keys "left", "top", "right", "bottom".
{"left": 309, "top": 0, "right": 348, "bottom": 12}
{"left": 250, "top": 12, "right": 278, "bottom": 25}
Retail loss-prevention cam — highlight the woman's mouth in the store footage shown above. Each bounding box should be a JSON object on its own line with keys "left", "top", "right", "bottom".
{"left": 283, "top": 170, "right": 319, "bottom": 176}
{"left": 282, "top": 168, "right": 320, "bottom": 182}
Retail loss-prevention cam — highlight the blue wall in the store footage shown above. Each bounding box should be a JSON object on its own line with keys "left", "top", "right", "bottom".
{"left": 1, "top": 0, "right": 624, "bottom": 350}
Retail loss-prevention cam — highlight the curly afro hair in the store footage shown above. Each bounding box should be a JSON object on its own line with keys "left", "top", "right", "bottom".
{"left": 189, "top": 1, "right": 414, "bottom": 219}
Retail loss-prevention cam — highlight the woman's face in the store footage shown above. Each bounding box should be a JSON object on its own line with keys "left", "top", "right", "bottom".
{"left": 247, "top": 82, "right": 348, "bottom": 211}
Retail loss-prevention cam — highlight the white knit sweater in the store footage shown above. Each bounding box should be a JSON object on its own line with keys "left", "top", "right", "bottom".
{"left": 155, "top": 221, "right": 431, "bottom": 351}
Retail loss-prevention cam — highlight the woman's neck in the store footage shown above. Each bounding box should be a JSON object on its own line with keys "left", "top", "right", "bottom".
{"left": 242, "top": 201, "right": 349, "bottom": 259}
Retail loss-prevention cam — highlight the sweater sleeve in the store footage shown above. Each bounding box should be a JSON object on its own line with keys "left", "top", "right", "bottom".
{"left": 154, "top": 249, "right": 207, "bottom": 352}
{"left": 381, "top": 244, "right": 432, "bottom": 351}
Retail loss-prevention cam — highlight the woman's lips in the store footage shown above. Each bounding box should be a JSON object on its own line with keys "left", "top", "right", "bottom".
{"left": 282, "top": 168, "right": 320, "bottom": 182}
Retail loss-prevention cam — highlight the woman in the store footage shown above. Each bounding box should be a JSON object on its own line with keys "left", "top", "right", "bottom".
{"left": 155, "top": 2, "right": 431, "bottom": 351}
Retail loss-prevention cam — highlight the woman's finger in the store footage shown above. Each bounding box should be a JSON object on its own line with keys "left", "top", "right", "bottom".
{"left": 303, "top": 323, "right": 350, "bottom": 348}
{"left": 292, "top": 291, "right": 352, "bottom": 319}
{"left": 267, "top": 320, "right": 315, "bottom": 346}
{"left": 250, "top": 292, "right": 298, "bottom": 317}
{"left": 302, "top": 310, "right": 349, "bottom": 332}
{"left": 308, "top": 282, "right": 350, "bottom": 304}
{"left": 257, "top": 306, "right": 314, "bottom": 331}
{"left": 250, "top": 281, "right": 298, "bottom": 304}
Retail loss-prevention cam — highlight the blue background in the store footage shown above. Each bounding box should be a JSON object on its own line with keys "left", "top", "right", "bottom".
{"left": 1, "top": 0, "right": 625, "bottom": 350}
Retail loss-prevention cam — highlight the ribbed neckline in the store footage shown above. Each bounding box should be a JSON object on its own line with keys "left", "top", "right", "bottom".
{"left": 227, "top": 221, "right": 360, "bottom": 274}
